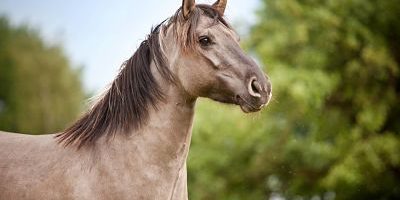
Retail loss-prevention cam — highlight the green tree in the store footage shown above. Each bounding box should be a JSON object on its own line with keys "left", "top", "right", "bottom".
{"left": 0, "top": 17, "right": 85, "bottom": 134}
{"left": 188, "top": 0, "right": 400, "bottom": 199}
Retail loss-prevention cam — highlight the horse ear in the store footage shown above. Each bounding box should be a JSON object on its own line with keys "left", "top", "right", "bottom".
{"left": 212, "top": 0, "right": 227, "bottom": 14}
{"left": 182, "top": 0, "right": 196, "bottom": 19}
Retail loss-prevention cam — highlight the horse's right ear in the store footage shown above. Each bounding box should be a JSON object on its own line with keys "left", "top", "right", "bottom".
{"left": 182, "top": 0, "right": 196, "bottom": 19}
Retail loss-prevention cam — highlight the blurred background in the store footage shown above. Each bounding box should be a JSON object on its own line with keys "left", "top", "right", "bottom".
{"left": 0, "top": 0, "right": 399, "bottom": 199}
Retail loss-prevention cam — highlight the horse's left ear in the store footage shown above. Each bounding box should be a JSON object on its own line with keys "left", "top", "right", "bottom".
{"left": 182, "top": 0, "right": 196, "bottom": 19}
{"left": 212, "top": 0, "right": 227, "bottom": 15}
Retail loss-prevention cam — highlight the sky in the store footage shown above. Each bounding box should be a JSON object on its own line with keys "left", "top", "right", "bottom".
{"left": 0, "top": 0, "right": 259, "bottom": 92}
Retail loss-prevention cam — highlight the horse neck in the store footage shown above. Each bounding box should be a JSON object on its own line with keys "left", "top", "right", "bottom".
{"left": 100, "top": 61, "right": 196, "bottom": 178}
{"left": 130, "top": 74, "right": 196, "bottom": 161}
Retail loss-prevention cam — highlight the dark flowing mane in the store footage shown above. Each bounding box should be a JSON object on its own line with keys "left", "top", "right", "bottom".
{"left": 57, "top": 5, "right": 228, "bottom": 148}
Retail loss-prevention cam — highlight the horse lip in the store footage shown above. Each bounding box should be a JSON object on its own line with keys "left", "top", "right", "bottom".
{"left": 235, "top": 95, "right": 262, "bottom": 113}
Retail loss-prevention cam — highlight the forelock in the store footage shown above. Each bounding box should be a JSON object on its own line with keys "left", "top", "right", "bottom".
{"left": 167, "top": 4, "right": 231, "bottom": 52}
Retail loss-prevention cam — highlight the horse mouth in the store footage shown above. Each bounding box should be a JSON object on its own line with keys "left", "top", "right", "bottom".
{"left": 235, "top": 95, "right": 263, "bottom": 113}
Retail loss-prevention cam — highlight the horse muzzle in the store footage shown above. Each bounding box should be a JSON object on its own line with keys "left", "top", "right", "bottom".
{"left": 236, "top": 75, "right": 272, "bottom": 113}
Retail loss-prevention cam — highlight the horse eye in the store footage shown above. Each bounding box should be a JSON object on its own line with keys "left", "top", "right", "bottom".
{"left": 199, "top": 36, "right": 212, "bottom": 46}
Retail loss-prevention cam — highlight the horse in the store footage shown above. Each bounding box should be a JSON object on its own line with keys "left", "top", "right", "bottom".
{"left": 0, "top": 0, "right": 272, "bottom": 199}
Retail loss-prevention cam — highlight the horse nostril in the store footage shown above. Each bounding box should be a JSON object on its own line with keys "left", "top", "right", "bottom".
{"left": 248, "top": 77, "right": 262, "bottom": 98}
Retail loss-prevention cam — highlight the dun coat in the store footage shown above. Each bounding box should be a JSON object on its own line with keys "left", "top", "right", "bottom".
{"left": 0, "top": 0, "right": 272, "bottom": 199}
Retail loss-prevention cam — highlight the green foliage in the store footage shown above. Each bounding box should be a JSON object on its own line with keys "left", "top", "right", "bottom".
{"left": 188, "top": 0, "right": 400, "bottom": 199}
{"left": 0, "top": 17, "right": 85, "bottom": 134}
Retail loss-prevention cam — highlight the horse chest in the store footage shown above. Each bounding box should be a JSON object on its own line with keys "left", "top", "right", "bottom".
{"left": 67, "top": 158, "right": 188, "bottom": 200}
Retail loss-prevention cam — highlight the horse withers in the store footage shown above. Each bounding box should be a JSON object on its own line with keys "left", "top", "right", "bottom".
{"left": 0, "top": 0, "right": 272, "bottom": 199}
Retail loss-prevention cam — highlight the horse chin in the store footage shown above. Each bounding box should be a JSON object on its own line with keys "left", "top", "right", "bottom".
{"left": 239, "top": 103, "right": 261, "bottom": 113}
{"left": 208, "top": 94, "right": 263, "bottom": 113}
{"left": 236, "top": 95, "right": 263, "bottom": 113}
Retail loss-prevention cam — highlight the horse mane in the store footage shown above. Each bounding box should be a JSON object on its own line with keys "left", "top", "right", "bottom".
{"left": 57, "top": 5, "right": 229, "bottom": 148}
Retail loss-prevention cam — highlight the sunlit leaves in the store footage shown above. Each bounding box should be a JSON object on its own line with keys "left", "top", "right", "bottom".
{"left": 188, "top": 0, "right": 400, "bottom": 199}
